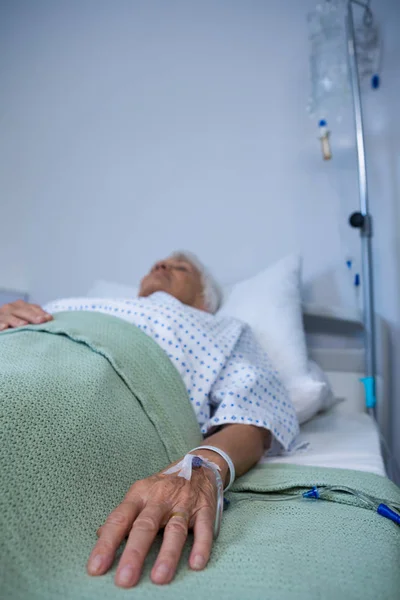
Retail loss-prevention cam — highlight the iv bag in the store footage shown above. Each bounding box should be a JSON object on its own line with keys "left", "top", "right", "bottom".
{"left": 355, "top": 10, "right": 381, "bottom": 89}
{"left": 307, "top": 0, "right": 381, "bottom": 121}
{"left": 307, "top": 0, "right": 349, "bottom": 122}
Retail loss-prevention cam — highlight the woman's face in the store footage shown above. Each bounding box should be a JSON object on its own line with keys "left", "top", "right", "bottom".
{"left": 138, "top": 257, "right": 206, "bottom": 311}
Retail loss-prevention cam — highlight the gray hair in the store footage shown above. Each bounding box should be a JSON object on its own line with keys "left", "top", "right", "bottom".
{"left": 169, "top": 250, "right": 223, "bottom": 314}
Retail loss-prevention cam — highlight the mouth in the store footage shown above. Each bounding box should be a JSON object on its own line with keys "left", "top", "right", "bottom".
{"left": 152, "top": 271, "right": 169, "bottom": 281}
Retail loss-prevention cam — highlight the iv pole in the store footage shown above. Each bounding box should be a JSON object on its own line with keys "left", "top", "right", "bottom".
{"left": 346, "top": 0, "right": 377, "bottom": 419}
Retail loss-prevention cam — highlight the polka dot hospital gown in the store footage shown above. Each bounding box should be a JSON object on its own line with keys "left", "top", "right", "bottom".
{"left": 43, "top": 292, "right": 299, "bottom": 452}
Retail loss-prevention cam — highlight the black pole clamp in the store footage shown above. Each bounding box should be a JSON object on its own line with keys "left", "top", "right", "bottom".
{"left": 349, "top": 212, "right": 373, "bottom": 237}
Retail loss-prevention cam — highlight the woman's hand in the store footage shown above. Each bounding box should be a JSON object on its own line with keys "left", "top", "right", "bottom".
{"left": 87, "top": 425, "right": 267, "bottom": 587}
{"left": 86, "top": 465, "right": 218, "bottom": 587}
{"left": 0, "top": 300, "right": 52, "bottom": 330}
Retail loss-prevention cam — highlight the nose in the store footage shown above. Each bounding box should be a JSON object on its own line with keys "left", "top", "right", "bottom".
{"left": 154, "top": 261, "right": 168, "bottom": 272}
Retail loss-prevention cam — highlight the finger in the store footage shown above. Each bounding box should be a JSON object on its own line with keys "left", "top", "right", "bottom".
{"left": 115, "top": 503, "right": 168, "bottom": 588}
{"left": 96, "top": 525, "right": 127, "bottom": 540}
{"left": 151, "top": 510, "right": 189, "bottom": 585}
{"left": 87, "top": 500, "right": 142, "bottom": 577}
{"left": 10, "top": 303, "right": 52, "bottom": 324}
{"left": 4, "top": 315, "right": 29, "bottom": 329}
{"left": 189, "top": 506, "right": 214, "bottom": 571}
{"left": 0, "top": 321, "right": 9, "bottom": 331}
{"left": 7, "top": 309, "right": 37, "bottom": 325}
{"left": 25, "top": 303, "right": 53, "bottom": 322}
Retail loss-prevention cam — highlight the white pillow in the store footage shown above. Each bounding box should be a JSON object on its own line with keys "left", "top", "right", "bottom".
{"left": 87, "top": 280, "right": 138, "bottom": 299}
{"left": 290, "top": 360, "right": 337, "bottom": 424}
{"left": 219, "top": 255, "right": 329, "bottom": 424}
{"left": 220, "top": 255, "right": 307, "bottom": 381}
{"left": 308, "top": 360, "right": 336, "bottom": 412}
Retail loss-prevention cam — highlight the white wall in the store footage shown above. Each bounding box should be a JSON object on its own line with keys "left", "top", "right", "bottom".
{"left": 1, "top": 0, "right": 399, "bottom": 475}
{"left": 0, "top": 0, "right": 363, "bottom": 301}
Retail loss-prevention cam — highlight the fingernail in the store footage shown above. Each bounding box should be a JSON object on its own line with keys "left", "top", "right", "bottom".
{"left": 153, "top": 563, "right": 171, "bottom": 582}
{"left": 89, "top": 555, "right": 104, "bottom": 574}
{"left": 192, "top": 555, "right": 206, "bottom": 570}
{"left": 117, "top": 565, "right": 135, "bottom": 586}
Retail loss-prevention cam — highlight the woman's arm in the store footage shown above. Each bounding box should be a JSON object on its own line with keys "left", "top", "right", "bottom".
{"left": 202, "top": 325, "right": 299, "bottom": 454}
{"left": 87, "top": 424, "right": 270, "bottom": 588}
{"left": 192, "top": 423, "right": 271, "bottom": 486}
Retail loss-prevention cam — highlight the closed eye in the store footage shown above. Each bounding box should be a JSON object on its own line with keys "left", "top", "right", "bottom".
{"left": 174, "top": 266, "right": 189, "bottom": 272}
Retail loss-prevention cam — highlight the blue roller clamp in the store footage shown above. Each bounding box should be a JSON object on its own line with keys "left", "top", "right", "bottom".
{"left": 371, "top": 74, "right": 380, "bottom": 89}
{"left": 360, "top": 376, "right": 376, "bottom": 409}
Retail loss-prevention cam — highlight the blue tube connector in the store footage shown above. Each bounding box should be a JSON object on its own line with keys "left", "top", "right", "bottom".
{"left": 377, "top": 504, "right": 400, "bottom": 526}
{"left": 303, "top": 487, "right": 320, "bottom": 499}
{"left": 360, "top": 376, "right": 376, "bottom": 409}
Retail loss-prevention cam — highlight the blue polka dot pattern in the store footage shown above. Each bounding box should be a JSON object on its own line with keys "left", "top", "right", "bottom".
{"left": 44, "top": 292, "right": 299, "bottom": 451}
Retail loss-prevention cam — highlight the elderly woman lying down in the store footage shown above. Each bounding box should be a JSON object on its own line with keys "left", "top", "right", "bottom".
{"left": 0, "top": 251, "right": 299, "bottom": 591}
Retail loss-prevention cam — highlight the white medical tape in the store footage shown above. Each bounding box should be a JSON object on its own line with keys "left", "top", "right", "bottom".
{"left": 162, "top": 453, "right": 221, "bottom": 481}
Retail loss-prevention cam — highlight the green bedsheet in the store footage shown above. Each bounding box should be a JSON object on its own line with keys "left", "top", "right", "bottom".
{"left": 1, "top": 312, "right": 399, "bottom": 600}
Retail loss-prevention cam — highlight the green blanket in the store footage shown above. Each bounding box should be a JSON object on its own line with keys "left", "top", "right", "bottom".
{"left": 1, "top": 312, "right": 399, "bottom": 600}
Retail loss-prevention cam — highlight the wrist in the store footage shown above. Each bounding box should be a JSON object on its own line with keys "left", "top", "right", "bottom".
{"left": 189, "top": 449, "right": 230, "bottom": 488}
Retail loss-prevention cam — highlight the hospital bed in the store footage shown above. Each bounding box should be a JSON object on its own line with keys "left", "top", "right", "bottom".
{"left": 214, "top": 302, "right": 399, "bottom": 600}
{"left": 1, "top": 301, "right": 398, "bottom": 600}
{"left": 262, "top": 303, "right": 391, "bottom": 478}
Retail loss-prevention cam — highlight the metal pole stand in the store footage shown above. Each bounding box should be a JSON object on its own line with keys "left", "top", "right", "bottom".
{"left": 346, "top": 1, "right": 377, "bottom": 419}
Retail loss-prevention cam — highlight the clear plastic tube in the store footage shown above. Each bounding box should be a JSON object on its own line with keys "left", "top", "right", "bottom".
{"left": 230, "top": 485, "right": 400, "bottom": 527}
{"left": 312, "top": 485, "right": 376, "bottom": 509}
